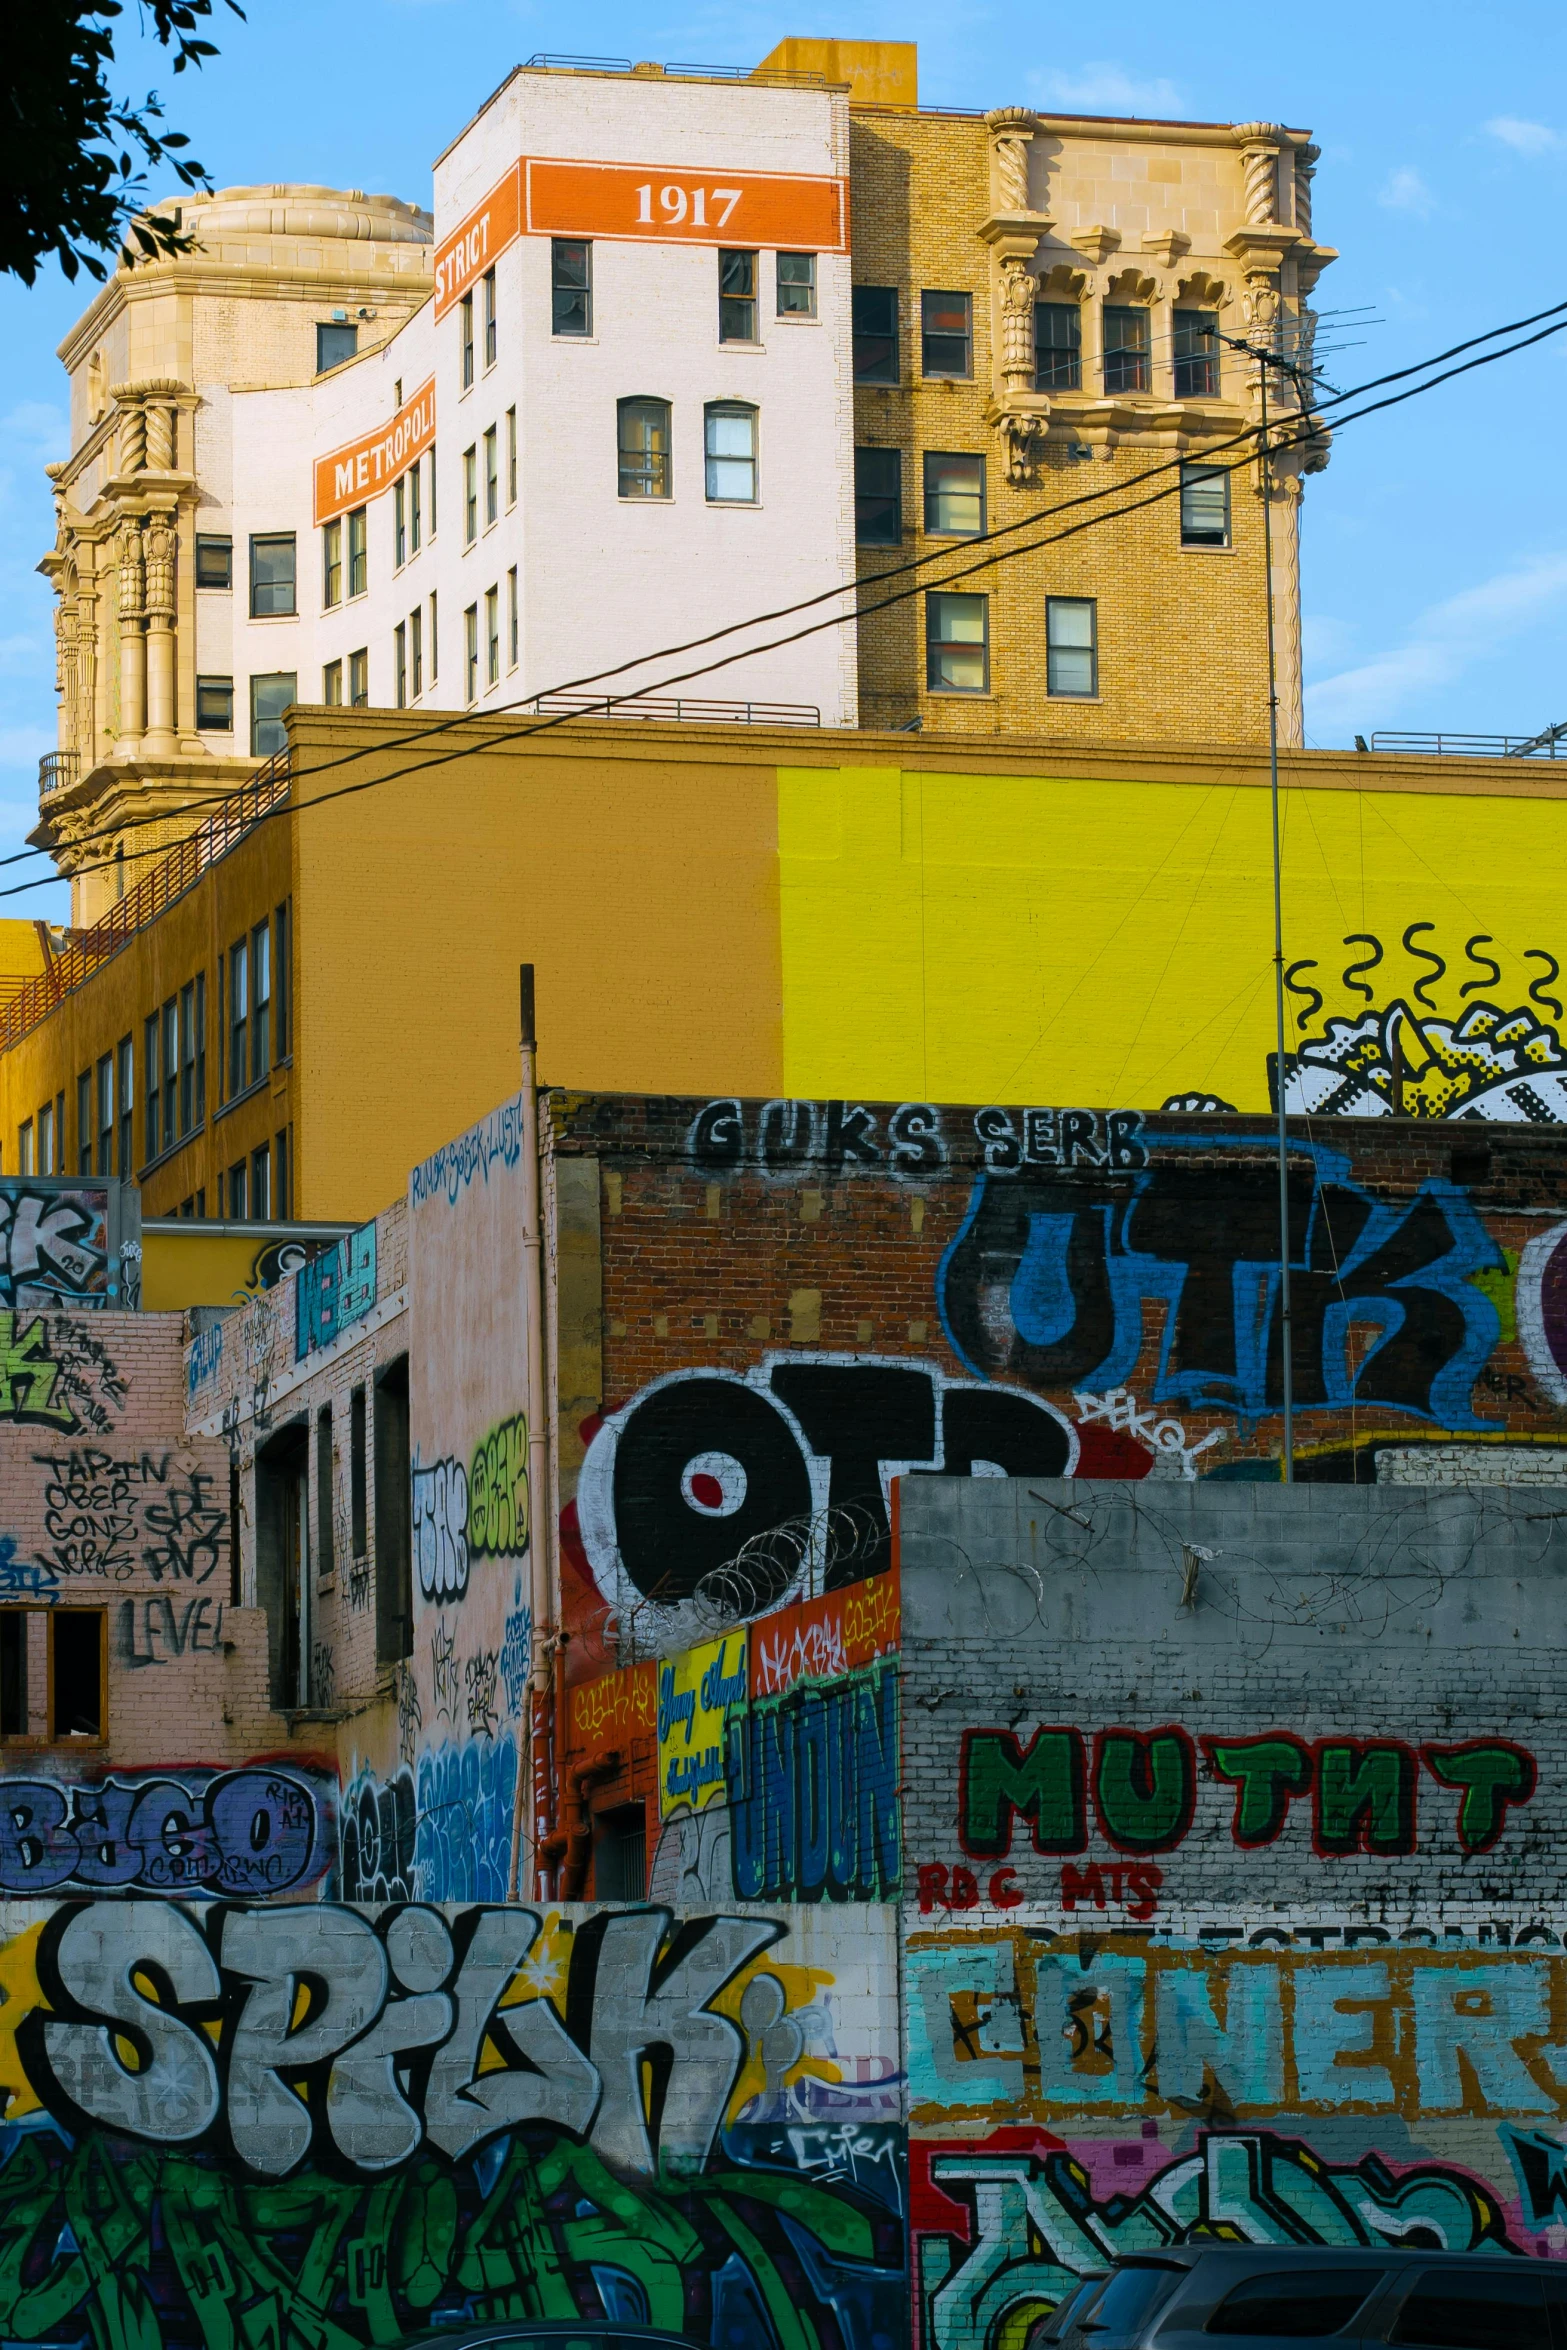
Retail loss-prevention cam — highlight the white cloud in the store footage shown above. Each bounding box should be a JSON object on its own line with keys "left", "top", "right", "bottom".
{"left": 1033, "top": 61, "right": 1184, "bottom": 115}
{"left": 1303, "top": 553, "right": 1567, "bottom": 739}
{"left": 1378, "top": 166, "right": 1435, "bottom": 218}
{"left": 1484, "top": 115, "right": 1562, "bottom": 156}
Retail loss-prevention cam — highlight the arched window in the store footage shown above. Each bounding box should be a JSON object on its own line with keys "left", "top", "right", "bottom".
{"left": 618, "top": 398, "right": 671, "bottom": 499}
{"left": 704, "top": 402, "right": 757, "bottom": 503}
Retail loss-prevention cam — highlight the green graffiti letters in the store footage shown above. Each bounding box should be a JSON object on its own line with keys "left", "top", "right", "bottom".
{"left": 1423, "top": 1741, "right": 1538, "bottom": 1854}
{"left": 468, "top": 1412, "right": 528, "bottom": 1557}
{"left": 1204, "top": 1735, "right": 1314, "bottom": 1846}
{"left": 1090, "top": 1729, "right": 1197, "bottom": 1854}
{"left": 0, "top": 1312, "right": 76, "bottom": 1428}
{"left": 959, "top": 1730, "right": 1087, "bottom": 1858}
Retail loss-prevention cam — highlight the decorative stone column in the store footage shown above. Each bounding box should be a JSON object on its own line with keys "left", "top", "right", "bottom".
{"left": 1293, "top": 143, "right": 1319, "bottom": 236}
{"left": 142, "top": 509, "right": 178, "bottom": 755}
{"left": 979, "top": 107, "right": 1054, "bottom": 482}
{"left": 116, "top": 517, "right": 147, "bottom": 748}
{"left": 1232, "top": 122, "right": 1286, "bottom": 224}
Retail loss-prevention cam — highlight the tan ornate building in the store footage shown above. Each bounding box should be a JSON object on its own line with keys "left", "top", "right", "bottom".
{"left": 38, "top": 186, "right": 432, "bottom": 918}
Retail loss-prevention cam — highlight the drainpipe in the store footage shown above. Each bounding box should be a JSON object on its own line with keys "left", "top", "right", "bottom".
{"left": 510, "top": 964, "right": 554, "bottom": 1896}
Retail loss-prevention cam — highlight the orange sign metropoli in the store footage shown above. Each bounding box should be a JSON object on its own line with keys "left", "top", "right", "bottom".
{"left": 433, "top": 156, "right": 848, "bottom": 317}
{"left": 312, "top": 378, "right": 436, "bottom": 526}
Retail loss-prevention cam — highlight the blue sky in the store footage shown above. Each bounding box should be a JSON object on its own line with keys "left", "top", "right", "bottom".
{"left": 2, "top": 0, "right": 1564, "bottom": 920}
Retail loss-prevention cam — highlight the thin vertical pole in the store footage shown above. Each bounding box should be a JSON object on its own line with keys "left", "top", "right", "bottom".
{"left": 1259, "top": 356, "right": 1295, "bottom": 1482}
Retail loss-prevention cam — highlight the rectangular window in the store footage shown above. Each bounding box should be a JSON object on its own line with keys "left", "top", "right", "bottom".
{"left": 17, "top": 1121, "right": 32, "bottom": 1177}
{"left": 323, "top": 518, "right": 342, "bottom": 607}
{"left": 465, "top": 603, "right": 479, "bottom": 703}
{"left": 227, "top": 1160, "right": 247, "bottom": 1218}
{"left": 252, "top": 921, "right": 271, "bottom": 1084}
{"left": 178, "top": 984, "right": 196, "bottom": 1137}
{"left": 922, "top": 289, "right": 972, "bottom": 379}
{"left": 777, "top": 251, "right": 817, "bottom": 316}
{"left": 428, "top": 446, "right": 437, "bottom": 537}
{"left": 618, "top": 398, "right": 670, "bottom": 499}
{"left": 317, "top": 1406, "right": 335, "bottom": 1584}
{"left": 273, "top": 903, "right": 289, "bottom": 1060}
{"left": 508, "top": 567, "right": 518, "bottom": 668}
{"left": 36, "top": 1099, "right": 54, "bottom": 1179}
{"left": 506, "top": 406, "right": 517, "bottom": 504}
{"left": 460, "top": 291, "right": 474, "bottom": 388}
{"left": 274, "top": 1126, "right": 290, "bottom": 1217}
{"left": 852, "top": 286, "right": 898, "bottom": 382}
{"left": 348, "top": 648, "right": 368, "bottom": 707}
{"left": 1047, "top": 595, "right": 1098, "bottom": 696}
{"left": 463, "top": 446, "right": 478, "bottom": 543}
{"left": 924, "top": 451, "right": 985, "bottom": 537}
{"left": 50, "top": 1611, "right": 104, "bottom": 1740}
{"left": 1035, "top": 302, "right": 1082, "bottom": 391}
{"left": 394, "top": 621, "right": 407, "bottom": 706}
{"left": 409, "top": 460, "right": 422, "bottom": 551}
{"left": 143, "top": 1016, "right": 158, "bottom": 1161}
{"left": 482, "top": 266, "right": 497, "bottom": 368}
{"left": 1103, "top": 305, "right": 1150, "bottom": 394}
{"left": 854, "top": 447, "right": 902, "bottom": 546}
{"left": 374, "top": 1357, "right": 412, "bottom": 1663}
{"left": 250, "top": 673, "right": 296, "bottom": 757}
{"left": 229, "top": 938, "right": 248, "bottom": 1098}
{"left": 161, "top": 999, "right": 177, "bottom": 1148}
{"left": 95, "top": 1053, "right": 112, "bottom": 1177}
{"left": 926, "top": 590, "right": 989, "bottom": 693}
{"left": 410, "top": 604, "right": 423, "bottom": 696}
{"left": 316, "top": 320, "right": 357, "bottom": 374}
{"left": 75, "top": 1073, "right": 90, "bottom": 1174}
{"left": 394, "top": 478, "right": 406, "bottom": 567}
{"left": 1180, "top": 462, "right": 1231, "bottom": 547}
{"left": 350, "top": 1385, "right": 368, "bottom": 1557}
{"left": 0, "top": 1614, "right": 26, "bottom": 1738}
{"left": 251, "top": 1142, "right": 272, "bottom": 1219}
{"left": 552, "top": 238, "right": 592, "bottom": 335}
{"left": 195, "top": 534, "right": 232, "bottom": 589}
{"left": 1174, "top": 310, "right": 1220, "bottom": 398}
{"left": 347, "top": 506, "right": 367, "bottom": 597}
{"left": 705, "top": 403, "right": 757, "bottom": 503}
{"left": 323, "top": 659, "right": 343, "bottom": 706}
{"left": 484, "top": 425, "right": 498, "bottom": 524}
{"left": 195, "top": 676, "right": 233, "bottom": 731}
{"left": 719, "top": 249, "right": 758, "bottom": 341}
{"left": 429, "top": 591, "right": 438, "bottom": 679}
{"left": 250, "top": 534, "right": 296, "bottom": 618}
{"left": 485, "top": 586, "right": 499, "bottom": 686}
{"left": 117, "top": 1036, "right": 133, "bottom": 1176}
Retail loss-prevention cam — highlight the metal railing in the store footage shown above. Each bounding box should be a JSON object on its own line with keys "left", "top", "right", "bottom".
{"left": 522, "top": 53, "right": 827, "bottom": 86}
{"left": 0, "top": 755, "right": 290, "bottom": 1056}
{"left": 522, "top": 693, "right": 821, "bottom": 726}
{"left": 1370, "top": 726, "right": 1567, "bottom": 759}
{"left": 38, "top": 751, "right": 80, "bottom": 795}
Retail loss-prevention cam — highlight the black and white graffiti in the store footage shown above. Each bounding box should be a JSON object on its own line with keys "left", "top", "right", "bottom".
{"left": 576, "top": 1354, "right": 1075, "bottom": 1641}
{"left": 0, "top": 1185, "right": 112, "bottom": 1308}
{"left": 688, "top": 1099, "right": 1146, "bottom": 1177}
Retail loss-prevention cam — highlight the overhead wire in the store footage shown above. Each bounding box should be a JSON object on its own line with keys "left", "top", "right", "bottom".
{"left": 12, "top": 295, "right": 1567, "bottom": 903}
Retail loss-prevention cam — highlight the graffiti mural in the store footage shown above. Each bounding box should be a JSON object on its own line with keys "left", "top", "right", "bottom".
{"left": 414, "top": 1732, "right": 518, "bottom": 1899}
{"left": 32, "top": 1447, "right": 227, "bottom": 1587}
{"left": 413, "top": 1454, "right": 470, "bottom": 1601}
{"left": 0, "top": 1185, "right": 114, "bottom": 1308}
{"left": 338, "top": 1764, "right": 417, "bottom": 1903}
{"left": 1267, "top": 928, "right": 1567, "bottom": 1122}
{"left": 0, "top": 1900, "right": 903, "bottom": 2350}
{"left": 689, "top": 1098, "right": 1146, "bottom": 1178}
{"left": 0, "top": 1766, "right": 332, "bottom": 1894}
{"left": 295, "top": 1224, "right": 377, "bottom": 1360}
{"left": 0, "top": 1312, "right": 126, "bottom": 1432}
{"left": 577, "top": 1356, "right": 1074, "bottom": 1644}
{"left": 729, "top": 1661, "right": 901, "bottom": 1903}
{"left": 938, "top": 1132, "right": 1504, "bottom": 1430}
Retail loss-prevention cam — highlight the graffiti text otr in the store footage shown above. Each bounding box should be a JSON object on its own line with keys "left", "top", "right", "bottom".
{"left": 23, "top": 1902, "right": 778, "bottom": 2182}
{"left": 690, "top": 1099, "right": 1146, "bottom": 1177}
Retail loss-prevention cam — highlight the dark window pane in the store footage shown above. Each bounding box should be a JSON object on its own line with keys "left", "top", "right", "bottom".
{"left": 924, "top": 451, "right": 985, "bottom": 536}
{"left": 1035, "top": 302, "right": 1082, "bottom": 391}
{"left": 1390, "top": 2270, "right": 1549, "bottom": 2350}
{"left": 854, "top": 447, "right": 901, "bottom": 546}
{"left": 1103, "top": 305, "right": 1150, "bottom": 393}
{"left": 52, "top": 1612, "right": 102, "bottom": 1739}
{"left": 922, "top": 288, "right": 972, "bottom": 378}
{"left": 1208, "top": 2268, "right": 1385, "bottom": 2336}
{"left": 1087, "top": 2264, "right": 1184, "bottom": 2336}
{"left": 316, "top": 321, "right": 357, "bottom": 374}
{"left": 196, "top": 676, "right": 233, "bottom": 731}
{"left": 853, "top": 285, "right": 899, "bottom": 382}
{"left": 777, "top": 251, "right": 817, "bottom": 315}
{"left": 250, "top": 534, "right": 297, "bottom": 618}
{"left": 250, "top": 673, "right": 296, "bottom": 757}
{"left": 719, "top": 248, "right": 758, "bottom": 341}
{"left": 552, "top": 239, "right": 591, "bottom": 335}
{"left": 195, "top": 535, "right": 232, "bottom": 589}
{"left": 1174, "top": 309, "right": 1221, "bottom": 397}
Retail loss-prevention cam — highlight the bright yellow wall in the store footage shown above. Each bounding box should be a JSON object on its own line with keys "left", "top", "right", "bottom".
{"left": 778, "top": 763, "right": 1567, "bottom": 1112}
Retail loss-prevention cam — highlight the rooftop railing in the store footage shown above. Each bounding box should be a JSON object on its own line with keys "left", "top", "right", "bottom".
{"left": 1369, "top": 725, "right": 1567, "bottom": 759}
{"left": 522, "top": 693, "right": 821, "bottom": 726}
{"left": 0, "top": 755, "right": 289, "bottom": 1056}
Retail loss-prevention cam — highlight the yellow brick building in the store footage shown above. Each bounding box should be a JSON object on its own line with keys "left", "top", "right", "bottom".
{"left": 2, "top": 711, "right": 1563, "bottom": 1225}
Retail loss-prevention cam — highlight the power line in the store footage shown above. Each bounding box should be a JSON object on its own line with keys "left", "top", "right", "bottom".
{"left": 14, "top": 297, "right": 1567, "bottom": 900}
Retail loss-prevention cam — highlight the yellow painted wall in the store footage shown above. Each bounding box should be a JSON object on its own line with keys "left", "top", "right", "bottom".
{"left": 778, "top": 760, "right": 1567, "bottom": 1114}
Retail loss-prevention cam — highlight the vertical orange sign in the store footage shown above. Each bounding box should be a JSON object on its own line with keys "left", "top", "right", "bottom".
{"left": 434, "top": 164, "right": 523, "bottom": 318}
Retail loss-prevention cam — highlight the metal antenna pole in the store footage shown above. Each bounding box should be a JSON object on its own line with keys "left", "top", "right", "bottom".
{"left": 1257, "top": 349, "right": 1295, "bottom": 1483}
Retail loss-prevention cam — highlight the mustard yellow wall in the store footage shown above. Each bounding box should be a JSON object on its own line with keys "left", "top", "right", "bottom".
{"left": 778, "top": 759, "right": 1567, "bottom": 1112}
